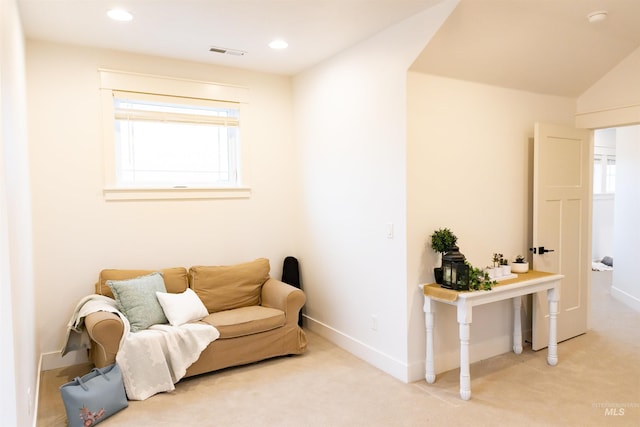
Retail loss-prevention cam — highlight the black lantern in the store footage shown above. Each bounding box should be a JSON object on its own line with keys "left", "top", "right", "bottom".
{"left": 441, "top": 245, "right": 469, "bottom": 290}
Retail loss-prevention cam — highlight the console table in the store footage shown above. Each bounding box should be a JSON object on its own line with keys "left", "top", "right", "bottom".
{"left": 419, "top": 271, "right": 563, "bottom": 400}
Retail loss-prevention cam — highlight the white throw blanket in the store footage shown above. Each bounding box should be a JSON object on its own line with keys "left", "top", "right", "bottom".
{"left": 62, "top": 295, "right": 219, "bottom": 400}
{"left": 62, "top": 294, "right": 122, "bottom": 358}
{"left": 117, "top": 322, "right": 219, "bottom": 400}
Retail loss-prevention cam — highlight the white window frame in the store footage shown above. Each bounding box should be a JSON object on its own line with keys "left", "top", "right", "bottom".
{"left": 99, "top": 69, "right": 251, "bottom": 201}
{"left": 593, "top": 145, "right": 615, "bottom": 199}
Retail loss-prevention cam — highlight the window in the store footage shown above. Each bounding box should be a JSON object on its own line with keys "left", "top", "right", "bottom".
{"left": 114, "top": 93, "right": 239, "bottom": 187}
{"left": 605, "top": 158, "right": 616, "bottom": 193}
{"left": 100, "top": 69, "right": 250, "bottom": 200}
{"left": 593, "top": 154, "right": 615, "bottom": 195}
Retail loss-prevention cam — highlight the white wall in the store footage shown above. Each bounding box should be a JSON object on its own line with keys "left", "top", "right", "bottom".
{"left": 406, "top": 73, "right": 576, "bottom": 374}
{"left": 26, "top": 41, "right": 298, "bottom": 368}
{"left": 611, "top": 125, "right": 640, "bottom": 311}
{"left": 1, "top": 0, "right": 37, "bottom": 424}
{"left": 293, "top": 0, "right": 458, "bottom": 382}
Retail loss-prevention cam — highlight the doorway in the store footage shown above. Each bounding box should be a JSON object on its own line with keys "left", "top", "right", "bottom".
{"left": 591, "top": 128, "right": 615, "bottom": 270}
{"left": 591, "top": 125, "right": 640, "bottom": 313}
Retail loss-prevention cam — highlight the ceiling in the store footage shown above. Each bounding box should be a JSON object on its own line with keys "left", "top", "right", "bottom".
{"left": 17, "top": 1, "right": 640, "bottom": 97}
{"left": 410, "top": 0, "right": 640, "bottom": 97}
{"left": 17, "top": 0, "right": 442, "bottom": 76}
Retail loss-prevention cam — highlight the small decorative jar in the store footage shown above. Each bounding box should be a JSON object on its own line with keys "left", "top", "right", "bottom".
{"left": 511, "top": 261, "right": 529, "bottom": 273}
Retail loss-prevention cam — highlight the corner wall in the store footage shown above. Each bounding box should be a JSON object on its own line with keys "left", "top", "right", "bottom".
{"left": 293, "top": 0, "right": 458, "bottom": 382}
{"left": 1, "top": 0, "right": 37, "bottom": 425}
{"left": 406, "top": 73, "right": 576, "bottom": 374}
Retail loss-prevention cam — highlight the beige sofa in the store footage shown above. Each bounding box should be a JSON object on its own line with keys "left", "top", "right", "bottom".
{"left": 84, "top": 258, "right": 307, "bottom": 378}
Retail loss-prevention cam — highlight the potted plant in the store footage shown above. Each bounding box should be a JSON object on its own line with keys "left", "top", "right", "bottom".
{"left": 492, "top": 253, "right": 503, "bottom": 268}
{"left": 430, "top": 228, "right": 458, "bottom": 284}
{"left": 512, "top": 255, "right": 529, "bottom": 273}
{"left": 489, "top": 253, "right": 504, "bottom": 278}
{"left": 500, "top": 256, "right": 511, "bottom": 275}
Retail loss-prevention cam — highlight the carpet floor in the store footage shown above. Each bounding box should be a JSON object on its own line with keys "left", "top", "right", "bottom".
{"left": 37, "top": 271, "right": 639, "bottom": 426}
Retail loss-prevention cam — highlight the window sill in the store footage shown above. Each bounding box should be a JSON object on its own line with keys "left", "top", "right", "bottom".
{"left": 103, "top": 186, "right": 251, "bottom": 201}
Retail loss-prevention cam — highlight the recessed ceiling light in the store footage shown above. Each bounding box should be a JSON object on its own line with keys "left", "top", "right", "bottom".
{"left": 587, "top": 10, "right": 608, "bottom": 23}
{"left": 107, "top": 9, "right": 133, "bottom": 22}
{"left": 269, "top": 39, "right": 288, "bottom": 50}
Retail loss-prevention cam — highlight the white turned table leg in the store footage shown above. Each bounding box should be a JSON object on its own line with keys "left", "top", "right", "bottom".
{"left": 423, "top": 297, "right": 436, "bottom": 383}
{"left": 547, "top": 287, "right": 559, "bottom": 366}
{"left": 425, "top": 311, "right": 435, "bottom": 383}
{"left": 459, "top": 322, "right": 471, "bottom": 400}
{"left": 512, "top": 296, "right": 523, "bottom": 354}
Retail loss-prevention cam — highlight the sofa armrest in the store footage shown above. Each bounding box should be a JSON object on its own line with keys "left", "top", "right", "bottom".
{"left": 85, "top": 311, "right": 124, "bottom": 368}
{"left": 261, "top": 278, "right": 305, "bottom": 326}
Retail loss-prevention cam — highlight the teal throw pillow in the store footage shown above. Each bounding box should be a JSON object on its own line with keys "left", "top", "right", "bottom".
{"left": 107, "top": 272, "right": 168, "bottom": 332}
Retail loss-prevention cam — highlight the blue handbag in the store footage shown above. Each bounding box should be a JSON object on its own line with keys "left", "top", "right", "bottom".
{"left": 59, "top": 363, "right": 128, "bottom": 427}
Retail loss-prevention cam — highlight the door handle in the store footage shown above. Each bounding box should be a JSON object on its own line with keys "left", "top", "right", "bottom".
{"left": 529, "top": 246, "right": 555, "bottom": 255}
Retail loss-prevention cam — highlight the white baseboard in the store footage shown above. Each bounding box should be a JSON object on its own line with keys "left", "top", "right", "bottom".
{"left": 407, "top": 358, "right": 427, "bottom": 383}
{"left": 611, "top": 286, "right": 640, "bottom": 312}
{"left": 303, "top": 315, "right": 514, "bottom": 384}
{"left": 41, "top": 349, "right": 89, "bottom": 371}
{"left": 32, "top": 353, "right": 42, "bottom": 427}
{"left": 303, "top": 315, "right": 410, "bottom": 383}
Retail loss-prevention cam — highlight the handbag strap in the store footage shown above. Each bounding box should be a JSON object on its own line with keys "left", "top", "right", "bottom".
{"left": 94, "top": 365, "right": 113, "bottom": 381}
{"left": 75, "top": 376, "right": 89, "bottom": 391}
{"left": 74, "top": 365, "right": 114, "bottom": 391}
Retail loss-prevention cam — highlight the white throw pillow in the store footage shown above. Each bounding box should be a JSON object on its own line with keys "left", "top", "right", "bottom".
{"left": 156, "top": 288, "right": 209, "bottom": 326}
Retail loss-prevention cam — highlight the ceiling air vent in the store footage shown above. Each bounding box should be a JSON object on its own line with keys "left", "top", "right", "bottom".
{"left": 209, "top": 46, "right": 246, "bottom": 56}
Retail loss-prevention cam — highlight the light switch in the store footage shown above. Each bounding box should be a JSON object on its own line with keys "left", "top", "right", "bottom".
{"left": 386, "top": 223, "right": 394, "bottom": 239}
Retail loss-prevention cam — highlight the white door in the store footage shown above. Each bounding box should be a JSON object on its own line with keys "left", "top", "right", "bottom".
{"left": 531, "top": 122, "right": 591, "bottom": 350}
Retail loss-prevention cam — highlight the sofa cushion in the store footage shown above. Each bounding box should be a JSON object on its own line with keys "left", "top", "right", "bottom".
{"left": 189, "top": 258, "right": 270, "bottom": 313}
{"left": 107, "top": 272, "right": 168, "bottom": 333}
{"left": 97, "top": 267, "right": 189, "bottom": 299}
{"left": 156, "top": 288, "right": 209, "bottom": 326}
{"left": 200, "top": 306, "right": 285, "bottom": 339}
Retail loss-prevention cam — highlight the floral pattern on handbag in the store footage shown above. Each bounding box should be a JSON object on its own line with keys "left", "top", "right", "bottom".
{"left": 59, "top": 363, "right": 128, "bottom": 427}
